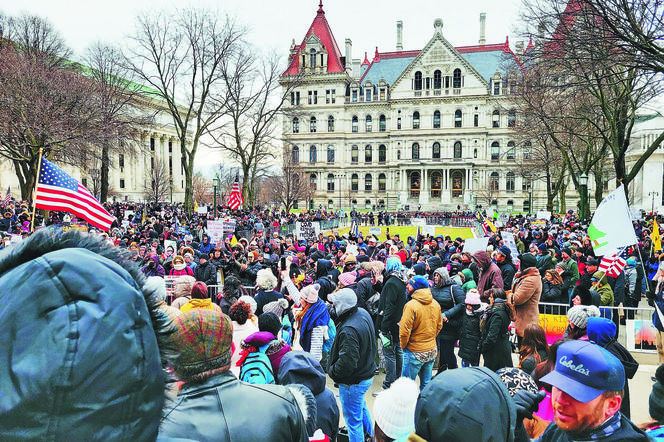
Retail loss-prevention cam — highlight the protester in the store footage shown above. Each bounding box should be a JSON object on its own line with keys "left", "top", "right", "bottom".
{"left": 472, "top": 250, "right": 503, "bottom": 298}
{"left": 180, "top": 281, "right": 222, "bottom": 313}
{"left": 171, "top": 275, "right": 196, "bottom": 310}
{"left": 373, "top": 377, "right": 420, "bottom": 442}
{"left": 294, "top": 283, "right": 331, "bottom": 362}
{"left": 378, "top": 256, "right": 408, "bottom": 391}
{"left": 253, "top": 268, "right": 283, "bottom": 316}
{"left": 564, "top": 304, "right": 601, "bottom": 340}
{"left": 229, "top": 300, "right": 259, "bottom": 377}
{"left": 480, "top": 288, "right": 514, "bottom": 372}
{"left": 430, "top": 267, "right": 465, "bottom": 372}
{"left": 458, "top": 289, "right": 485, "bottom": 367}
{"left": 518, "top": 324, "right": 549, "bottom": 375}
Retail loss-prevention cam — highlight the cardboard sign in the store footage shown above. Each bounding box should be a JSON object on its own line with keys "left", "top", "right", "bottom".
{"left": 369, "top": 227, "right": 382, "bottom": 236}
{"left": 296, "top": 221, "right": 320, "bottom": 241}
{"left": 462, "top": 237, "right": 489, "bottom": 254}
{"left": 423, "top": 225, "right": 436, "bottom": 237}
{"left": 411, "top": 218, "right": 426, "bottom": 227}
{"left": 498, "top": 213, "right": 509, "bottom": 224}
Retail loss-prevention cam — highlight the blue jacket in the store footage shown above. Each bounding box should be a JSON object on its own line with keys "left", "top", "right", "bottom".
{"left": 0, "top": 229, "right": 170, "bottom": 441}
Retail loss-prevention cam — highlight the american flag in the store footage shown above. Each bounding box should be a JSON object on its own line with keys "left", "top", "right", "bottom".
{"left": 227, "top": 175, "right": 244, "bottom": 210}
{"left": 3, "top": 186, "right": 10, "bottom": 205}
{"left": 350, "top": 219, "right": 359, "bottom": 237}
{"left": 598, "top": 253, "right": 627, "bottom": 278}
{"left": 35, "top": 157, "right": 115, "bottom": 231}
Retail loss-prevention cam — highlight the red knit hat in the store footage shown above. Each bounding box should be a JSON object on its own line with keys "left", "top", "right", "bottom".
{"left": 190, "top": 281, "right": 208, "bottom": 299}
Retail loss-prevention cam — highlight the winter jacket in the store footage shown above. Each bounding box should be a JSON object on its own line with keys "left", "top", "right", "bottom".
{"left": 278, "top": 351, "right": 340, "bottom": 442}
{"left": 253, "top": 288, "right": 283, "bottom": 316}
{"left": 473, "top": 250, "right": 504, "bottom": 297}
{"left": 142, "top": 254, "right": 166, "bottom": 278}
{"left": 378, "top": 270, "right": 408, "bottom": 338}
{"left": 0, "top": 230, "right": 168, "bottom": 441}
{"left": 180, "top": 298, "right": 222, "bottom": 313}
{"left": 458, "top": 305, "right": 485, "bottom": 365}
{"left": 498, "top": 258, "right": 517, "bottom": 291}
{"left": 410, "top": 367, "right": 517, "bottom": 442}
{"left": 559, "top": 257, "right": 580, "bottom": 293}
{"left": 242, "top": 331, "right": 291, "bottom": 377}
{"left": 480, "top": 299, "right": 513, "bottom": 372}
{"left": 537, "top": 413, "right": 649, "bottom": 441}
{"left": 511, "top": 267, "right": 542, "bottom": 337}
{"left": 593, "top": 271, "right": 615, "bottom": 307}
{"left": 354, "top": 271, "right": 380, "bottom": 311}
{"left": 194, "top": 261, "right": 217, "bottom": 287}
{"left": 587, "top": 317, "right": 639, "bottom": 419}
{"left": 460, "top": 268, "right": 478, "bottom": 293}
{"left": 170, "top": 264, "right": 194, "bottom": 277}
{"left": 238, "top": 261, "right": 262, "bottom": 286}
{"left": 537, "top": 253, "right": 555, "bottom": 277}
{"left": 159, "top": 371, "right": 308, "bottom": 442}
{"left": 541, "top": 279, "right": 564, "bottom": 305}
{"left": 399, "top": 288, "right": 443, "bottom": 352}
{"left": 328, "top": 306, "right": 376, "bottom": 385}
{"left": 430, "top": 268, "right": 466, "bottom": 341}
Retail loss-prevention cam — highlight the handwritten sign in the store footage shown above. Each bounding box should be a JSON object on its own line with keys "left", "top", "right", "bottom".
{"left": 423, "top": 226, "right": 436, "bottom": 237}
{"left": 206, "top": 220, "right": 225, "bottom": 246}
{"left": 296, "top": 221, "right": 320, "bottom": 241}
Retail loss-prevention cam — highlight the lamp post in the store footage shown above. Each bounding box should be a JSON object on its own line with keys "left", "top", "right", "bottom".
{"left": 578, "top": 172, "right": 588, "bottom": 220}
{"left": 213, "top": 177, "right": 220, "bottom": 219}
{"left": 649, "top": 191, "right": 660, "bottom": 214}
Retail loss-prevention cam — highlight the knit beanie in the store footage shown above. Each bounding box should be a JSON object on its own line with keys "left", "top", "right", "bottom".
{"left": 650, "top": 364, "right": 664, "bottom": 422}
{"left": 338, "top": 272, "right": 357, "bottom": 287}
{"left": 262, "top": 298, "right": 289, "bottom": 318}
{"left": 344, "top": 254, "right": 357, "bottom": 264}
{"left": 413, "top": 262, "right": 426, "bottom": 276}
{"left": 373, "top": 377, "right": 419, "bottom": 440}
{"left": 409, "top": 275, "right": 429, "bottom": 291}
{"left": 498, "top": 246, "right": 511, "bottom": 258}
{"left": 238, "top": 295, "right": 257, "bottom": 315}
{"left": 496, "top": 367, "right": 540, "bottom": 396}
{"left": 258, "top": 312, "right": 283, "bottom": 338}
{"left": 300, "top": 284, "right": 320, "bottom": 304}
{"left": 520, "top": 253, "right": 537, "bottom": 270}
{"left": 172, "top": 309, "right": 232, "bottom": 382}
{"left": 567, "top": 305, "right": 601, "bottom": 329}
{"left": 465, "top": 290, "right": 481, "bottom": 306}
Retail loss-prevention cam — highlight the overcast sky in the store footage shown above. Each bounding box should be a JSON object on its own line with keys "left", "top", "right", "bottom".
{"left": 2, "top": 0, "right": 525, "bottom": 174}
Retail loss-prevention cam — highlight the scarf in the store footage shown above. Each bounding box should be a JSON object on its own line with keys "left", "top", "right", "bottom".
{"left": 299, "top": 300, "right": 330, "bottom": 352}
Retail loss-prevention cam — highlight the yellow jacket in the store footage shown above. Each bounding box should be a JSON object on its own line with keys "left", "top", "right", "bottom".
{"left": 399, "top": 288, "right": 442, "bottom": 352}
{"left": 180, "top": 298, "right": 221, "bottom": 313}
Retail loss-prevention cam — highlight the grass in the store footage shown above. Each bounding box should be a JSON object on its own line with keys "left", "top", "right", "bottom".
{"left": 323, "top": 225, "right": 474, "bottom": 241}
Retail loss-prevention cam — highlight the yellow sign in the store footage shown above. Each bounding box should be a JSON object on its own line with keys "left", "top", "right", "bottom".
{"left": 653, "top": 220, "right": 661, "bottom": 251}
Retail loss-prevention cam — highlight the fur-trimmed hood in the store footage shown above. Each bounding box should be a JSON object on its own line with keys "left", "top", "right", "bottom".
{"left": 0, "top": 229, "right": 173, "bottom": 441}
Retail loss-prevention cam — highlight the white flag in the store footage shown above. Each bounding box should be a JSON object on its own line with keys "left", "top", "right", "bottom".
{"left": 588, "top": 185, "right": 637, "bottom": 256}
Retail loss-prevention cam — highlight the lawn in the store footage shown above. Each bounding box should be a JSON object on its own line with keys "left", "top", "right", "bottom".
{"left": 323, "top": 225, "right": 474, "bottom": 241}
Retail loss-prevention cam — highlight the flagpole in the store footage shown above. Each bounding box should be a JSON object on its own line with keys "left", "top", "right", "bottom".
{"left": 30, "top": 148, "right": 44, "bottom": 233}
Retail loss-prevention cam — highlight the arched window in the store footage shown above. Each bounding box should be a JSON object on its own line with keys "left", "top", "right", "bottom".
{"left": 432, "top": 142, "right": 441, "bottom": 159}
{"left": 491, "top": 141, "right": 500, "bottom": 161}
{"left": 309, "top": 145, "right": 317, "bottom": 163}
{"left": 365, "top": 115, "right": 372, "bottom": 132}
{"left": 310, "top": 48, "right": 317, "bottom": 67}
{"left": 433, "top": 110, "right": 441, "bottom": 128}
{"left": 352, "top": 199, "right": 357, "bottom": 208}
{"left": 453, "top": 68, "right": 462, "bottom": 88}
{"left": 352, "top": 115, "right": 358, "bottom": 133}
{"left": 410, "top": 172, "right": 421, "bottom": 198}
{"left": 292, "top": 145, "right": 299, "bottom": 163}
{"left": 379, "top": 114, "right": 386, "bottom": 132}
{"left": 414, "top": 71, "right": 423, "bottom": 90}
{"left": 379, "top": 144, "right": 387, "bottom": 163}
{"left": 328, "top": 199, "right": 334, "bottom": 209}
{"left": 431, "top": 172, "right": 442, "bottom": 198}
{"left": 365, "top": 173, "right": 373, "bottom": 192}
{"left": 452, "top": 171, "right": 463, "bottom": 198}
{"left": 506, "top": 141, "right": 516, "bottom": 160}
{"left": 454, "top": 109, "right": 462, "bottom": 127}
{"left": 412, "top": 143, "right": 420, "bottom": 160}
{"left": 327, "top": 173, "right": 335, "bottom": 192}
{"left": 523, "top": 141, "right": 532, "bottom": 160}
{"left": 292, "top": 117, "right": 299, "bottom": 133}
{"left": 490, "top": 172, "right": 499, "bottom": 191}
{"left": 454, "top": 141, "right": 462, "bottom": 159}
{"left": 365, "top": 145, "right": 372, "bottom": 163}
{"left": 351, "top": 145, "right": 358, "bottom": 163}
{"left": 492, "top": 110, "right": 500, "bottom": 128}
{"left": 328, "top": 115, "right": 335, "bottom": 132}
{"left": 507, "top": 200, "right": 514, "bottom": 211}
{"left": 351, "top": 173, "right": 358, "bottom": 191}
{"left": 508, "top": 109, "right": 516, "bottom": 128}
{"left": 310, "top": 116, "right": 316, "bottom": 133}
{"left": 365, "top": 199, "right": 372, "bottom": 209}
{"left": 413, "top": 111, "right": 420, "bottom": 129}
{"left": 327, "top": 145, "right": 335, "bottom": 163}
{"left": 433, "top": 70, "right": 442, "bottom": 89}
{"left": 378, "top": 199, "right": 385, "bottom": 209}
{"left": 506, "top": 171, "right": 515, "bottom": 192}
{"left": 378, "top": 173, "right": 386, "bottom": 191}
{"left": 310, "top": 173, "right": 317, "bottom": 190}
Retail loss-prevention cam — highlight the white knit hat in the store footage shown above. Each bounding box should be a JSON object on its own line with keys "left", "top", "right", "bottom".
{"left": 373, "top": 377, "right": 419, "bottom": 440}
{"left": 567, "top": 304, "right": 601, "bottom": 329}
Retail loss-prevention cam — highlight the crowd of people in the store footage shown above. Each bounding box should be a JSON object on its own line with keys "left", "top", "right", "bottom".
{"left": 1, "top": 197, "right": 664, "bottom": 441}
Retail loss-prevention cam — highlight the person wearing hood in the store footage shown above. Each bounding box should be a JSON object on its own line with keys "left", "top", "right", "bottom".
{"left": 0, "top": 230, "right": 171, "bottom": 441}
{"left": 240, "top": 312, "right": 292, "bottom": 378}
{"left": 378, "top": 256, "right": 409, "bottom": 392}
{"left": 199, "top": 233, "right": 214, "bottom": 255}
{"left": 460, "top": 267, "right": 478, "bottom": 293}
{"left": 587, "top": 316, "right": 638, "bottom": 419}
{"left": 591, "top": 271, "right": 614, "bottom": 320}
{"left": 496, "top": 246, "right": 518, "bottom": 291}
{"left": 426, "top": 255, "right": 443, "bottom": 279}
{"left": 399, "top": 275, "right": 443, "bottom": 390}
{"left": 510, "top": 253, "right": 542, "bottom": 342}
{"left": 328, "top": 288, "right": 376, "bottom": 442}
{"left": 480, "top": 288, "right": 515, "bottom": 372}
{"left": 406, "top": 367, "right": 519, "bottom": 442}
{"left": 472, "top": 250, "right": 504, "bottom": 300}
{"left": 278, "top": 351, "right": 340, "bottom": 442}
{"left": 314, "top": 259, "right": 338, "bottom": 302}
{"left": 253, "top": 268, "right": 283, "bottom": 316}
{"left": 142, "top": 253, "right": 166, "bottom": 278}
{"left": 430, "top": 267, "right": 466, "bottom": 371}
{"left": 458, "top": 289, "right": 486, "bottom": 367}
{"left": 170, "top": 254, "right": 194, "bottom": 276}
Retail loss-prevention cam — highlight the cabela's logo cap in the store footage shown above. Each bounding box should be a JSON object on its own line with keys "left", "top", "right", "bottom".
{"left": 540, "top": 340, "right": 624, "bottom": 403}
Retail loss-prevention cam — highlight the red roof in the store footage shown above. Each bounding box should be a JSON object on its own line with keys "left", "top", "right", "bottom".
{"left": 283, "top": 2, "right": 345, "bottom": 76}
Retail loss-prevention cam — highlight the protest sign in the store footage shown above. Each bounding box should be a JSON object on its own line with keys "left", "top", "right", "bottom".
{"left": 536, "top": 211, "right": 551, "bottom": 220}
{"left": 164, "top": 240, "right": 177, "bottom": 254}
{"left": 206, "top": 220, "right": 225, "bottom": 246}
{"left": 411, "top": 218, "right": 426, "bottom": 227}
{"left": 539, "top": 314, "right": 568, "bottom": 345}
{"left": 197, "top": 206, "right": 208, "bottom": 215}
{"left": 423, "top": 225, "right": 436, "bottom": 237}
{"left": 296, "top": 220, "right": 320, "bottom": 241}
{"left": 501, "top": 232, "right": 519, "bottom": 258}
{"left": 462, "top": 237, "right": 488, "bottom": 254}
{"left": 369, "top": 227, "right": 381, "bottom": 236}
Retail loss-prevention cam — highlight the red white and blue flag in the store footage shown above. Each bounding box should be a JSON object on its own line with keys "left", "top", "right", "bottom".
{"left": 35, "top": 157, "right": 115, "bottom": 231}
{"left": 598, "top": 254, "right": 627, "bottom": 278}
{"left": 3, "top": 186, "right": 10, "bottom": 205}
{"left": 227, "top": 175, "right": 244, "bottom": 210}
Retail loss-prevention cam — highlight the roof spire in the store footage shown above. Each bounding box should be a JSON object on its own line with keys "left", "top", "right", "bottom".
{"left": 361, "top": 51, "right": 370, "bottom": 66}
{"left": 502, "top": 35, "right": 511, "bottom": 53}
{"left": 318, "top": 0, "right": 324, "bottom": 13}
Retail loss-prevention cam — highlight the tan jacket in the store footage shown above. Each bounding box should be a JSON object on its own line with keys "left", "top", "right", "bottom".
{"left": 511, "top": 267, "right": 542, "bottom": 337}
{"left": 399, "top": 288, "right": 443, "bottom": 352}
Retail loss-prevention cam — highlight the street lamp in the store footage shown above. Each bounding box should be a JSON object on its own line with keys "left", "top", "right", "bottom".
{"left": 578, "top": 172, "right": 588, "bottom": 220}
{"left": 213, "top": 177, "right": 220, "bottom": 219}
{"left": 649, "top": 191, "right": 660, "bottom": 214}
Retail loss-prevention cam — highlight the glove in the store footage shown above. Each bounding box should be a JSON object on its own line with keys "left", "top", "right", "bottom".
{"left": 513, "top": 390, "right": 546, "bottom": 421}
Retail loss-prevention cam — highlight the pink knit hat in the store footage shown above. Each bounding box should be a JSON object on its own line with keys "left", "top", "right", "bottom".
{"left": 338, "top": 272, "right": 357, "bottom": 287}
{"left": 300, "top": 284, "right": 320, "bottom": 304}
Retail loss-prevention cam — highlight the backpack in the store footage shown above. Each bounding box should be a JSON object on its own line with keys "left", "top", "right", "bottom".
{"left": 323, "top": 318, "right": 336, "bottom": 353}
{"left": 240, "top": 343, "right": 275, "bottom": 385}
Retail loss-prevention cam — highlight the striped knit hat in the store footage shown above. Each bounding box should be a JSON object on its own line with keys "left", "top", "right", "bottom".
{"left": 172, "top": 309, "right": 233, "bottom": 382}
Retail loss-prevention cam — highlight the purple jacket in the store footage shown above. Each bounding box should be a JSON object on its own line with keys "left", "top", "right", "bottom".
{"left": 243, "top": 331, "right": 292, "bottom": 376}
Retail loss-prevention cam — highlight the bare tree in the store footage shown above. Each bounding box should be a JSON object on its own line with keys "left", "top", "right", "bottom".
{"left": 192, "top": 173, "right": 211, "bottom": 204}
{"left": 143, "top": 157, "right": 171, "bottom": 203}
{"left": 268, "top": 152, "right": 312, "bottom": 212}
{"left": 124, "top": 8, "right": 244, "bottom": 212}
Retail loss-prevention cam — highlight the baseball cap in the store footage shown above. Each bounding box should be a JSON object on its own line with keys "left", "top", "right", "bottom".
{"left": 540, "top": 340, "right": 624, "bottom": 403}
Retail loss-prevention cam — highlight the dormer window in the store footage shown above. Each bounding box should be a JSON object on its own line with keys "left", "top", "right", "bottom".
{"left": 310, "top": 49, "right": 317, "bottom": 68}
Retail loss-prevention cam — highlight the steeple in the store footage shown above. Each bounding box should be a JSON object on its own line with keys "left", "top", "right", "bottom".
{"left": 318, "top": 0, "right": 324, "bottom": 13}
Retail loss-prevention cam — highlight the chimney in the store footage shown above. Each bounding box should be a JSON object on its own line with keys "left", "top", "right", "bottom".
{"left": 479, "top": 13, "right": 486, "bottom": 45}
{"left": 352, "top": 58, "right": 361, "bottom": 79}
{"left": 396, "top": 20, "right": 403, "bottom": 51}
{"left": 345, "top": 38, "right": 353, "bottom": 74}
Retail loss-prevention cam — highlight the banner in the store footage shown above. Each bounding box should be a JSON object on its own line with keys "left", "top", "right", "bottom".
{"left": 296, "top": 221, "right": 320, "bottom": 241}
{"left": 206, "top": 220, "right": 225, "bottom": 246}
{"left": 588, "top": 185, "right": 637, "bottom": 256}
{"left": 538, "top": 314, "right": 568, "bottom": 345}
{"left": 536, "top": 211, "right": 551, "bottom": 220}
